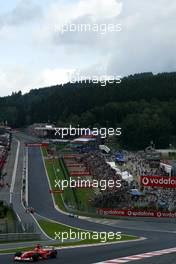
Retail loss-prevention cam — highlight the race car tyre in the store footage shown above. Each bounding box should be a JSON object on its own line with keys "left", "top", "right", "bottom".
{"left": 15, "top": 251, "right": 22, "bottom": 257}
{"left": 32, "top": 253, "right": 40, "bottom": 262}
{"left": 50, "top": 250, "right": 57, "bottom": 258}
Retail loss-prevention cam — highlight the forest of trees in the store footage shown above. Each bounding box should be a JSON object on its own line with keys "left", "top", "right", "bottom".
{"left": 0, "top": 72, "right": 176, "bottom": 150}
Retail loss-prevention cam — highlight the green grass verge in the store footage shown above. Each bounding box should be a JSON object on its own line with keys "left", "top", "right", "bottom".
{"left": 38, "top": 219, "right": 138, "bottom": 244}
{"left": 40, "top": 147, "right": 131, "bottom": 220}
{"left": 41, "top": 147, "right": 48, "bottom": 157}
{"left": 0, "top": 220, "right": 138, "bottom": 254}
{"left": 0, "top": 247, "right": 35, "bottom": 254}
{"left": 41, "top": 147, "right": 77, "bottom": 211}
{"left": 41, "top": 148, "right": 65, "bottom": 211}
{"left": 74, "top": 187, "right": 95, "bottom": 211}
{"left": 60, "top": 158, "right": 97, "bottom": 214}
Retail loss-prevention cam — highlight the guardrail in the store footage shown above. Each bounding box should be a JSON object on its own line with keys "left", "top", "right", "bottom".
{"left": 0, "top": 233, "right": 41, "bottom": 242}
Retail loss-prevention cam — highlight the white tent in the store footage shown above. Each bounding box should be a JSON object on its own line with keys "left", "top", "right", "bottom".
{"left": 106, "top": 161, "right": 133, "bottom": 183}
{"left": 121, "top": 171, "right": 133, "bottom": 183}
{"left": 99, "top": 145, "right": 110, "bottom": 153}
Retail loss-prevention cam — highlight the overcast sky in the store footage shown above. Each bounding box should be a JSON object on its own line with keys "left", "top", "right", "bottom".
{"left": 0, "top": 0, "right": 175, "bottom": 96}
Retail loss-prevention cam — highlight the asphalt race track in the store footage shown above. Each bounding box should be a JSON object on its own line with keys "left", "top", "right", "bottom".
{"left": 1, "top": 140, "right": 176, "bottom": 264}
{"left": 2, "top": 247, "right": 176, "bottom": 264}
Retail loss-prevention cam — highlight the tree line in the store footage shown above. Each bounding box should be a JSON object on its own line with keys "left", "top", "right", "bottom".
{"left": 0, "top": 72, "right": 176, "bottom": 150}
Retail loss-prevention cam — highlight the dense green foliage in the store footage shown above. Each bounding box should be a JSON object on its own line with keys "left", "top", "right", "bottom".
{"left": 1, "top": 72, "right": 176, "bottom": 149}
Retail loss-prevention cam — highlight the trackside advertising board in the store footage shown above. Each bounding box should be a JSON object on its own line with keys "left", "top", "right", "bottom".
{"left": 140, "top": 175, "right": 176, "bottom": 188}
{"left": 97, "top": 209, "right": 176, "bottom": 218}
{"left": 25, "top": 143, "right": 49, "bottom": 147}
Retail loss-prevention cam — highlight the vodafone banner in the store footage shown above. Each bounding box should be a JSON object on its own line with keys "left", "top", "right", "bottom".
{"left": 25, "top": 143, "right": 49, "bottom": 147}
{"left": 70, "top": 172, "right": 90, "bottom": 176}
{"left": 64, "top": 154, "right": 80, "bottom": 159}
{"left": 140, "top": 175, "right": 176, "bottom": 188}
{"left": 98, "top": 209, "right": 176, "bottom": 218}
{"left": 67, "top": 164, "right": 83, "bottom": 167}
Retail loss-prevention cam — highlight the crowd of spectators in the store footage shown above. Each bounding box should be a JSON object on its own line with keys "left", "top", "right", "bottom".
{"left": 125, "top": 151, "right": 164, "bottom": 177}
{"left": 77, "top": 149, "right": 176, "bottom": 211}
{"left": 80, "top": 151, "right": 129, "bottom": 208}
{"left": 0, "top": 128, "right": 11, "bottom": 189}
{"left": 121, "top": 151, "right": 176, "bottom": 211}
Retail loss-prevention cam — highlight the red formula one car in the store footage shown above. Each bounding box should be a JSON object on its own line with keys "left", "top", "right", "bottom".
{"left": 13, "top": 244, "right": 57, "bottom": 262}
